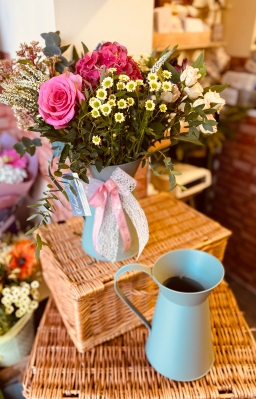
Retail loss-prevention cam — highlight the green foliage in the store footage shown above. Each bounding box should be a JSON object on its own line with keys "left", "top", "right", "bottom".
{"left": 41, "top": 31, "right": 70, "bottom": 73}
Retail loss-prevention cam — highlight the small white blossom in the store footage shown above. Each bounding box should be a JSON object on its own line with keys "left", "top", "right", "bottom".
{"left": 20, "top": 282, "right": 30, "bottom": 289}
{"left": 162, "top": 70, "right": 172, "bottom": 79}
{"left": 1, "top": 297, "right": 11, "bottom": 306}
{"left": 126, "top": 81, "right": 136, "bottom": 92}
{"left": 161, "top": 84, "right": 181, "bottom": 103}
{"left": 117, "top": 99, "right": 128, "bottom": 109}
{"left": 117, "top": 82, "right": 125, "bottom": 90}
{"left": 107, "top": 67, "right": 116, "bottom": 74}
{"left": 30, "top": 300, "right": 39, "bottom": 310}
{"left": 114, "top": 112, "right": 125, "bottom": 123}
{"left": 91, "top": 109, "right": 100, "bottom": 118}
{"left": 145, "top": 100, "right": 155, "bottom": 111}
{"left": 11, "top": 286, "right": 20, "bottom": 295}
{"left": 118, "top": 74, "right": 130, "bottom": 82}
{"left": 159, "top": 104, "right": 167, "bottom": 112}
{"left": 147, "top": 72, "right": 158, "bottom": 82}
{"left": 127, "top": 97, "right": 135, "bottom": 106}
{"left": 102, "top": 77, "right": 114, "bottom": 88}
{"left": 31, "top": 280, "right": 40, "bottom": 289}
{"left": 162, "top": 81, "right": 173, "bottom": 92}
{"left": 32, "top": 291, "right": 40, "bottom": 301}
{"left": 92, "top": 136, "right": 101, "bottom": 145}
{"left": 136, "top": 79, "right": 144, "bottom": 86}
{"left": 2, "top": 287, "right": 11, "bottom": 295}
{"left": 108, "top": 99, "right": 116, "bottom": 107}
{"left": 149, "top": 81, "right": 161, "bottom": 92}
{"left": 15, "top": 308, "right": 26, "bottom": 318}
{"left": 20, "top": 287, "right": 30, "bottom": 296}
{"left": 5, "top": 305, "right": 14, "bottom": 315}
{"left": 100, "top": 103, "right": 112, "bottom": 116}
{"left": 96, "top": 88, "right": 107, "bottom": 101}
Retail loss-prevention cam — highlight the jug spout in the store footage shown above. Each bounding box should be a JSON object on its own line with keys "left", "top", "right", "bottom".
{"left": 146, "top": 291, "right": 214, "bottom": 381}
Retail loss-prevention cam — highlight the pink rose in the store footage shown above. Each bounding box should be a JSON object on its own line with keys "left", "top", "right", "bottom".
{"left": 123, "top": 57, "right": 143, "bottom": 80}
{"left": 38, "top": 72, "right": 85, "bottom": 129}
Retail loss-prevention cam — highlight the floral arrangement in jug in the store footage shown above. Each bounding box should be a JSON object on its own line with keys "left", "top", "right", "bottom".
{"left": 0, "top": 234, "right": 40, "bottom": 335}
{"left": 0, "top": 148, "right": 28, "bottom": 184}
{"left": 0, "top": 32, "right": 226, "bottom": 255}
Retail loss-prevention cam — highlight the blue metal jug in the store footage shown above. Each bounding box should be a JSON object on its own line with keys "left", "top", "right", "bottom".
{"left": 114, "top": 249, "right": 224, "bottom": 381}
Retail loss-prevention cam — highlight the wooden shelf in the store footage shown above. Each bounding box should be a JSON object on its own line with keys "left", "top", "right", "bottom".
{"left": 153, "top": 31, "right": 226, "bottom": 51}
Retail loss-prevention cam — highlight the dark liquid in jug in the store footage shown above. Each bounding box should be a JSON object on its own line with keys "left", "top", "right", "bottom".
{"left": 163, "top": 276, "right": 205, "bottom": 293}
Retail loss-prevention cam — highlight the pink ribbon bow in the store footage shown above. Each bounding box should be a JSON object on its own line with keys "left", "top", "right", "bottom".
{"left": 89, "top": 178, "right": 131, "bottom": 256}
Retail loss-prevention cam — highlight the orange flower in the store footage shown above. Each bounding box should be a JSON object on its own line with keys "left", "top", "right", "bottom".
{"left": 9, "top": 239, "right": 37, "bottom": 279}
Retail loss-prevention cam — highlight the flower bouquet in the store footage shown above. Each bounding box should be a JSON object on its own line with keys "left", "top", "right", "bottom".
{"left": 0, "top": 132, "right": 38, "bottom": 234}
{"left": 0, "top": 234, "right": 39, "bottom": 366}
{"left": 0, "top": 32, "right": 226, "bottom": 259}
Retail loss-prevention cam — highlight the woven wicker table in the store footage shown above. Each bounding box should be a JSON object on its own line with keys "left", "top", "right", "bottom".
{"left": 23, "top": 283, "right": 256, "bottom": 399}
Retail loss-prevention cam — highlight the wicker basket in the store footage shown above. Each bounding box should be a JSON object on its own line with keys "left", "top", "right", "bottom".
{"left": 39, "top": 192, "right": 231, "bottom": 352}
{"left": 23, "top": 285, "right": 256, "bottom": 399}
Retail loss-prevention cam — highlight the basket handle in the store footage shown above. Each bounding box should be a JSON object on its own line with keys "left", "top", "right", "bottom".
{"left": 114, "top": 263, "right": 153, "bottom": 331}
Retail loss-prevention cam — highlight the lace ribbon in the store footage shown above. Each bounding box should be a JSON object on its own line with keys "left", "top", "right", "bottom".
{"left": 84, "top": 167, "right": 149, "bottom": 261}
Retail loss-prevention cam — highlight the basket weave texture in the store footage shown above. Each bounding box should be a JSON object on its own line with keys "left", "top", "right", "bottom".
{"left": 23, "top": 284, "right": 256, "bottom": 399}
{"left": 39, "top": 192, "right": 231, "bottom": 352}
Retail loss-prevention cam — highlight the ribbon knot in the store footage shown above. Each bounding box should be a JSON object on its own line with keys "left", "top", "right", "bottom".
{"left": 84, "top": 167, "right": 149, "bottom": 261}
{"left": 89, "top": 178, "right": 131, "bottom": 256}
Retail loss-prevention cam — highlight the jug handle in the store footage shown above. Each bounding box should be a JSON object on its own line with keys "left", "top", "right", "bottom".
{"left": 114, "top": 263, "right": 153, "bottom": 332}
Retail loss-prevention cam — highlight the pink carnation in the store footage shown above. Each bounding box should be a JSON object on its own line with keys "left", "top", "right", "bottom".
{"left": 75, "top": 41, "right": 142, "bottom": 87}
{"left": 38, "top": 72, "right": 85, "bottom": 129}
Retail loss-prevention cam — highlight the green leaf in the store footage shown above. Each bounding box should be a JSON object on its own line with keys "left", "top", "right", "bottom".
{"left": 36, "top": 234, "right": 42, "bottom": 250}
{"left": 177, "top": 135, "right": 203, "bottom": 145}
{"left": 72, "top": 45, "right": 79, "bottom": 63}
{"left": 80, "top": 173, "right": 89, "bottom": 184}
{"left": 32, "top": 138, "right": 42, "bottom": 147}
{"left": 41, "top": 32, "right": 61, "bottom": 47}
{"left": 44, "top": 45, "right": 61, "bottom": 57}
{"left": 100, "top": 65, "right": 106, "bottom": 84}
{"left": 17, "top": 59, "right": 33, "bottom": 66}
{"left": 22, "top": 136, "right": 33, "bottom": 149}
{"left": 204, "top": 83, "right": 229, "bottom": 93}
{"left": 60, "top": 44, "right": 70, "bottom": 53}
{"left": 177, "top": 183, "right": 187, "bottom": 191}
{"left": 13, "top": 142, "right": 26, "bottom": 157}
{"left": 59, "top": 144, "right": 70, "bottom": 164}
{"left": 149, "top": 122, "right": 166, "bottom": 134}
{"left": 58, "top": 163, "right": 69, "bottom": 169}
{"left": 54, "top": 171, "right": 62, "bottom": 177}
{"left": 25, "top": 226, "right": 39, "bottom": 236}
{"left": 95, "top": 158, "right": 103, "bottom": 173}
{"left": 27, "top": 214, "right": 38, "bottom": 221}
{"left": 62, "top": 174, "right": 74, "bottom": 180}
{"left": 81, "top": 42, "right": 89, "bottom": 55}
{"left": 192, "top": 51, "right": 204, "bottom": 69}
{"left": 35, "top": 246, "right": 40, "bottom": 261}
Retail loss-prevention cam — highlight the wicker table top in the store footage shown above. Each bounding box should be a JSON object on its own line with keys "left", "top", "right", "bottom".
{"left": 23, "top": 282, "right": 256, "bottom": 399}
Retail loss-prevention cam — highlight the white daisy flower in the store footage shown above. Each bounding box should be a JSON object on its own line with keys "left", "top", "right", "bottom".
{"left": 107, "top": 67, "right": 117, "bottom": 74}
{"left": 22, "top": 296, "right": 31, "bottom": 305}
{"left": 2, "top": 293, "right": 12, "bottom": 301}
{"left": 5, "top": 305, "right": 14, "bottom": 315}
{"left": 117, "top": 82, "right": 125, "bottom": 90}
{"left": 91, "top": 109, "right": 100, "bottom": 118}
{"left": 117, "top": 99, "right": 128, "bottom": 109}
{"left": 102, "top": 77, "right": 114, "bottom": 88}
{"left": 127, "top": 97, "right": 135, "bottom": 106}
{"left": 145, "top": 100, "right": 155, "bottom": 111}
{"left": 30, "top": 300, "right": 39, "bottom": 310}
{"left": 149, "top": 81, "right": 161, "bottom": 92}
{"left": 109, "top": 94, "right": 116, "bottom": 100}
{"left": 159, "top": 104, "right": 167, "bottom": 112}
{"left": 108, "top": 99, "right": 116, "bottom": 107}
{"left": 162, "top": 70, "right": 172, "bottom": 79}
{"left": 118, "top": 74, "right": 130, "bottom": 82}
{"left": 15, "top": 308, "right": 26, "bottom": 318}
{"left": 136, "top": 79, "right": 144, "bottom": 86}
{"left": 14, "top": 300, "right": 22, "bottom": 308}
{"left": 96, "top": 88, "right": 107, "bottom": 101}
{"left": 126, "top": 81, "right": 136, "bottom": 92}
{"left": 92, "top": 136, "right": 101, "bottom": 146}
{"left": 20, "top": 287, "right": 30, "bottom": 296}
{"left": 31, "top": 280, "right": 40, "bottom": 289}
{"left": 100, "top": 103, "right": 112, "bottom": 116}
{"left": 162, "top": 81, "right": 173, "bottom": 92}
{"left": 10, "top": 286, "right": 20, "bottom": 295}
{"left": 92, "top": 98, "right": 101, "bottom": 109}
{"left": 32, "top": 291, "right": 40, "bottom": 301}
{"left": 114, "top": 112, "right": 125, "bottom": 123}
{"left": 20, "top": 282, "right": 30, "bottom": 289}
{"left": 1, "top": 297, "right": 11, "bottom": 306}
{"left": 2, "top": 287, "right": 10, "bottom": 295}
{"left": 147, "top": 72, "right": 158, "bottom": 82}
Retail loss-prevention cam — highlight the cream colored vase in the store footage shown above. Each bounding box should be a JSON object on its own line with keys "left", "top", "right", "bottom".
{"left": 0, "top": 313, "right": 34, "bottom": 367}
